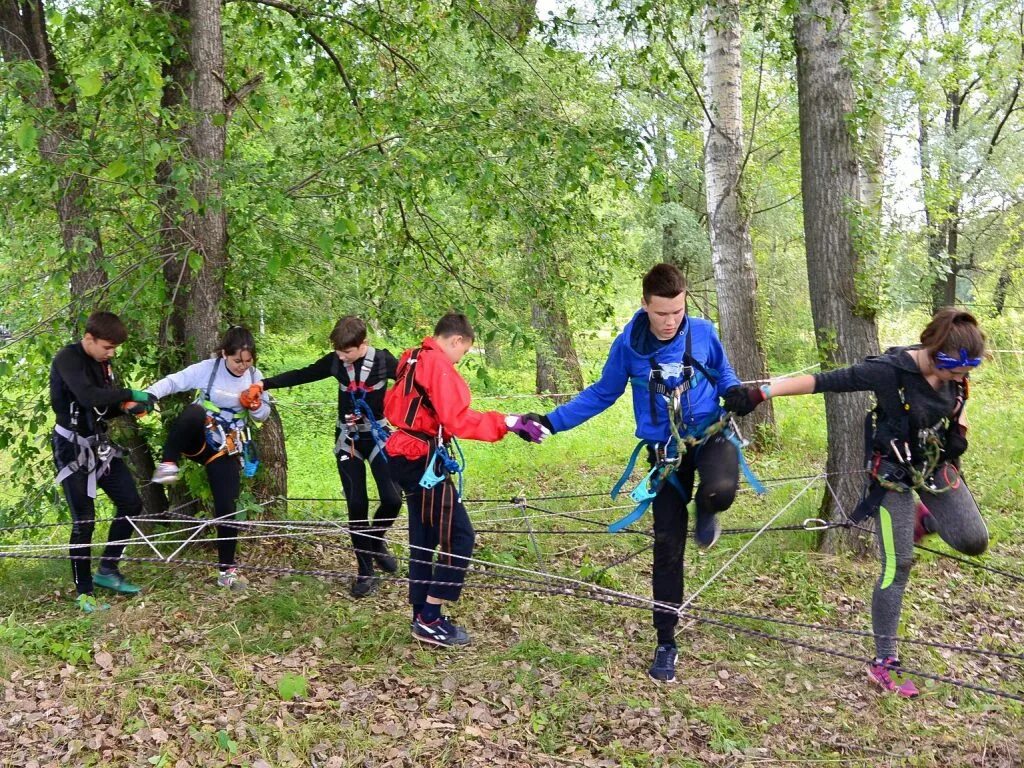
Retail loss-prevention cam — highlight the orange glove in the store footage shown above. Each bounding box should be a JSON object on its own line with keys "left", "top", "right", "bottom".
{"left": 239, "top": 382, "right": 264, "bottom": 411}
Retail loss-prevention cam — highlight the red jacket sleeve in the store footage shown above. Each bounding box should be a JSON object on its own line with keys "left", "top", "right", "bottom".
{"left": 426, "top": 356, "right": 508, "bottom": 443}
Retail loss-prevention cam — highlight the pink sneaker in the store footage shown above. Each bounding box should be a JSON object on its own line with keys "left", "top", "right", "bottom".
{"left": 913, "top": 502, "right": 934, "bottom": 544}
{"left": 868, "top": 658, "right": 919, "bottom": 698}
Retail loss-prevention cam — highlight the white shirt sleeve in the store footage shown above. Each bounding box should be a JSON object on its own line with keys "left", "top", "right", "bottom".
{"left": 145, "top": 359, "right": 215, "bottom": 401}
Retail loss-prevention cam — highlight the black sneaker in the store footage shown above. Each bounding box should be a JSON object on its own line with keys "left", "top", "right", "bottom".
{"left": 648, "top": 643, "right": 678, "bottom": 683}
{"left": 373, "top": 542, "right": 398, "bottom": 574}
{"left": 411, "top": 615, "right": 471, "bottom": 647}
{"left": 350, "top": 575, "right": 378, "bottom": 598}
{"left": 694, "top": 507, "right": 721, "bottom": 549}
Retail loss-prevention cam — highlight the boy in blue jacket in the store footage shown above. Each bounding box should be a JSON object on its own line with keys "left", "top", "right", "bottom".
{"left": 537, "top": 263, "right": 758, "bottom": 682}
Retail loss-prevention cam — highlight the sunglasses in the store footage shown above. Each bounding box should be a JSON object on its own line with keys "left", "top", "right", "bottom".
{"left": 934, "top": 349, "right": 982, "bottom": 370}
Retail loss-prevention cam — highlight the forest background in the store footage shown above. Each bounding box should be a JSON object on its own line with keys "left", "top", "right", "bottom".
{"left": 1, "top": 0, "right": 1023, "bottom": 765}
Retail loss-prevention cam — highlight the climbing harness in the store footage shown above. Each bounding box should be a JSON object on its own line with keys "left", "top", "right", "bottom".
{"left": 850, "top": 375, "right": 968, "bottom": 524}
{"left": 419, "top": 428, "right": 466, "bottom": 498}
{"left": 196, "top": 359, "right": 259, "bottom": 477}
{"left": 391, "top": 346, "right": 467, "bottom": 496}
{"left": 53, "top": 362, "right": 123, "bottom": 497}
{"left": 610, "top": 359, "right": 766, "bottom": 533}
{"left": 331, "top": 348, "right": 391, "bottom": 464}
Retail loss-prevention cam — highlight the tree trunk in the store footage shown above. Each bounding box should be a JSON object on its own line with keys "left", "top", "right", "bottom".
{"left": 253, "top": 406, "right": 288, "bottom": 514}
{"left": 182, "top": 0, "right": 228, "bottom": 356}
{"left": 654, "top": 117, "right": 682, "bottom": 270}
{"left": 794, "top": 0, "right": 880, "bottom": 554}
{"left": 154, "top": 0, "right": 193, "bottom": 365}
{"left": 993, "top": 264, "right": 1014, "bottom": 315}
{"left": 703, "top": 0, "right": 775, "bottom": 447}
{"left": 531, "top": 299, "right": 585, "bottom": 403}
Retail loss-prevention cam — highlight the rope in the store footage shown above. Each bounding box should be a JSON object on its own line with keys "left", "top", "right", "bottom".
{"left": 1, "top": 547, "right": 1020, "bottom": 703}
{"left": 677, "top": 475, "right": 822, "bottom": 614}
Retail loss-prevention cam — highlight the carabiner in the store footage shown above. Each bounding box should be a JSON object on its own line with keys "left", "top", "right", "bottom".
{"left": 802, "top": 517, "right": 832, "bottom": 531}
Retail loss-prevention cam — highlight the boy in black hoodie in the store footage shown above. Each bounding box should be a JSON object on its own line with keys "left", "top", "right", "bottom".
{"left": 50, "top": 311, "right": 155, "bottom": 611}
{"left": 251, "top": 317, "right": 401, "bottom": 597}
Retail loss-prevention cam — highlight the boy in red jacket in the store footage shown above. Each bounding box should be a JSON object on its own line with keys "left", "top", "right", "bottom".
{"left": 384, "top": 312, "right": 548, "bottom": 647}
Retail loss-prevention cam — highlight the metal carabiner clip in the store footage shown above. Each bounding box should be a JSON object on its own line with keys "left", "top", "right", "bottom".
{"left": 802, "top": 517, "right": 831, "bottom": 531}
{"left": 889, "top": 439, "right": 910, "bottom": 465}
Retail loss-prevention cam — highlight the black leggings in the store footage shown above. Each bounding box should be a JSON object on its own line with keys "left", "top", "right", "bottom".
{"left": 53, "top": 433, "right": 142, "bottom": 595}
{"left": 163, "top": 404, "right": 241, "bottom": 569}
{"left": 651, "top": 433, "right": 739, "bottom": 639}
{"left": 337, "top": 434, "right": 402, "bottom": 566}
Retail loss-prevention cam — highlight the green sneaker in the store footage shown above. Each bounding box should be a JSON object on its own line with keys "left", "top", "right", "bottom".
{"left": 76, "top": 594, "right": 110, "bottom": 613}
{"left": 93, "top": 570, "right": 142, "bottom": 594}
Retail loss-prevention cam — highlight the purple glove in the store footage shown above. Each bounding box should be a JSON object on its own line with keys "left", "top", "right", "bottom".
{"left": 505, "top": 414, "right": 550, "bottom": 444}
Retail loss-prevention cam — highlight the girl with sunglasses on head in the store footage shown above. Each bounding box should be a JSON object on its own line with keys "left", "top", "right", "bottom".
{"left": 730, "top": 308, "right": 988, "bottom": 697}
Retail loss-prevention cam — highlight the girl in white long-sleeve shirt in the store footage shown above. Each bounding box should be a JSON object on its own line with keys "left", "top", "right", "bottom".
{"left": 145, "top": 326, "right": 270, "bottom": 589}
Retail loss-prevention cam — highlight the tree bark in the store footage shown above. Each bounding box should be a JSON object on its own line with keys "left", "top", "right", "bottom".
{"left": 253, "top": 406, "right": 288, "bottom": 514}
{"left": 182, "top": 0, "right": 228, "bottom": 356}
{"left": 530, "top": 253, "right": 584, "bottom": 402}
{"left": 654, "top": 117, "right": 682, "bottom": 271}
{"left": 154, "top": 0, "right": 193, "bottom": 366}
{"left": 703, "top": 0, "right": 775, "bottom": 446}
{"left": 794, "top": 0, "right": 880, "bottom": 554}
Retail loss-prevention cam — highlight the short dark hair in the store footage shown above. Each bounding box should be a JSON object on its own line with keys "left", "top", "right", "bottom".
{"left": 214, "top": 325, "right": 257, "bottom": 360}
{"left": 920, "top": 308, "right": 986, "bottom": 360}
{"left": 434, "top": 312, "right": 475, "bottom": 341}
{"left": 642, "top": 263, "right": 687, "bottom": 302}
{"left": 84, "top": 311, "right": 127, "bottom": 344}
{"left": 330, "top": 316, "right": 367, "bottom": 350}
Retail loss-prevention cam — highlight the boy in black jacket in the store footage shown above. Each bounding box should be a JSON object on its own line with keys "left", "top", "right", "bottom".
{"left": 251, "top": 317, "right": 401, "bottom": 596}
{"left": 50, "top": 311, "right": 155, "bottom": 611}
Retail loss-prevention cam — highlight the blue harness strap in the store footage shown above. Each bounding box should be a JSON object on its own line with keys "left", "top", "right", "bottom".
{"left": 419, "top": 437, "right": 465, "bottom": 498}
{"left": 607, "top": 414, "right": 765, "bottom": 533}
{"left": 350, "top": 392, "right": 392, "bottom": 463}
{"left": 723, "top": 426, "right": 766, "bottom": 494}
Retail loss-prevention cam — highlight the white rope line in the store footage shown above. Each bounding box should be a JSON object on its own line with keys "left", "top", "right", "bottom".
{"left": 676, "top": 475, "right": 823, "bottom": 617}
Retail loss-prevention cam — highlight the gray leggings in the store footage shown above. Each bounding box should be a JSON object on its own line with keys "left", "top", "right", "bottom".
{"left": 873, "top": 462, "right": 988, "bottom": 659}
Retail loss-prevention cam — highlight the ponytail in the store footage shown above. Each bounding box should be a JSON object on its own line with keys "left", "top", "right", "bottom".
{"left": 919, "top": 308, "right": 986, "bottom": 359}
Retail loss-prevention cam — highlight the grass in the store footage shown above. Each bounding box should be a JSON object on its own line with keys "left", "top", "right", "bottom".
{"left": 1, "top": 324, "right": 1023, "bottom": 766}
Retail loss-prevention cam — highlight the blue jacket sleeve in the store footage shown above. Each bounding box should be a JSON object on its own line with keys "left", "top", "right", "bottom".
{"left": 708, "top": 326, "right": 742, "bottom": 395}
{"left": 546, "top": 335, "right": 629, "bottom": 433}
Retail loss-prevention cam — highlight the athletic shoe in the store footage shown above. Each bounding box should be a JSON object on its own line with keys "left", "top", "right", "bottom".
{"left": 151, "top": 462, "right": 181, "bottom": 485}
{"left": 913, "top": 502, "right": 935, "bottom": 544}
{"left": 868, "top": 657, "right": 919, "bottom": 698}
{"left": 373, "top": 541, "right": 398, "bottom": 574}
{"left": 411, "top": 615, "right": 471, "bottom": 647}
{"left": 93, "top": 570, "right": 142, "bottom": 594}
{"left": 350, "top": 575, "right": 378, "bottom": 598}
{"left": 216, "top": 567, "right": 248, "bottom": 591}
{"left": 648, "top": 643, "right": 678, "bottom": 683}
{"left": 76, "top": 594, "right": 109, "bottom": 614}
{"left": 694, "top": 507, "right": 722, "bottom": 549}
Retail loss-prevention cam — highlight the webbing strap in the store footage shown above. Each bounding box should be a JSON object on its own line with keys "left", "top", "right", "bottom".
{"left": 723, "top": 427, "right": 766, "bottom": 495}
{"left": 199, "top": 358, "right": 251, "bottom": 425}
{"left": 53, "top": 425, "right": 121, "bottom": 499}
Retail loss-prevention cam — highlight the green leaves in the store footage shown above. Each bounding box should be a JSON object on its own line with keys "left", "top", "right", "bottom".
{"left": 76, "top": 71, "right": 103, "bottom": 98}
{"left": 13, "top": 122, "right": 38, "bottom": 152}
{"left": 101, "top": 159, "right": 129, "bottom": 180}
{"left": 276, "top": 673, "right": 308, "bottom": 701}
